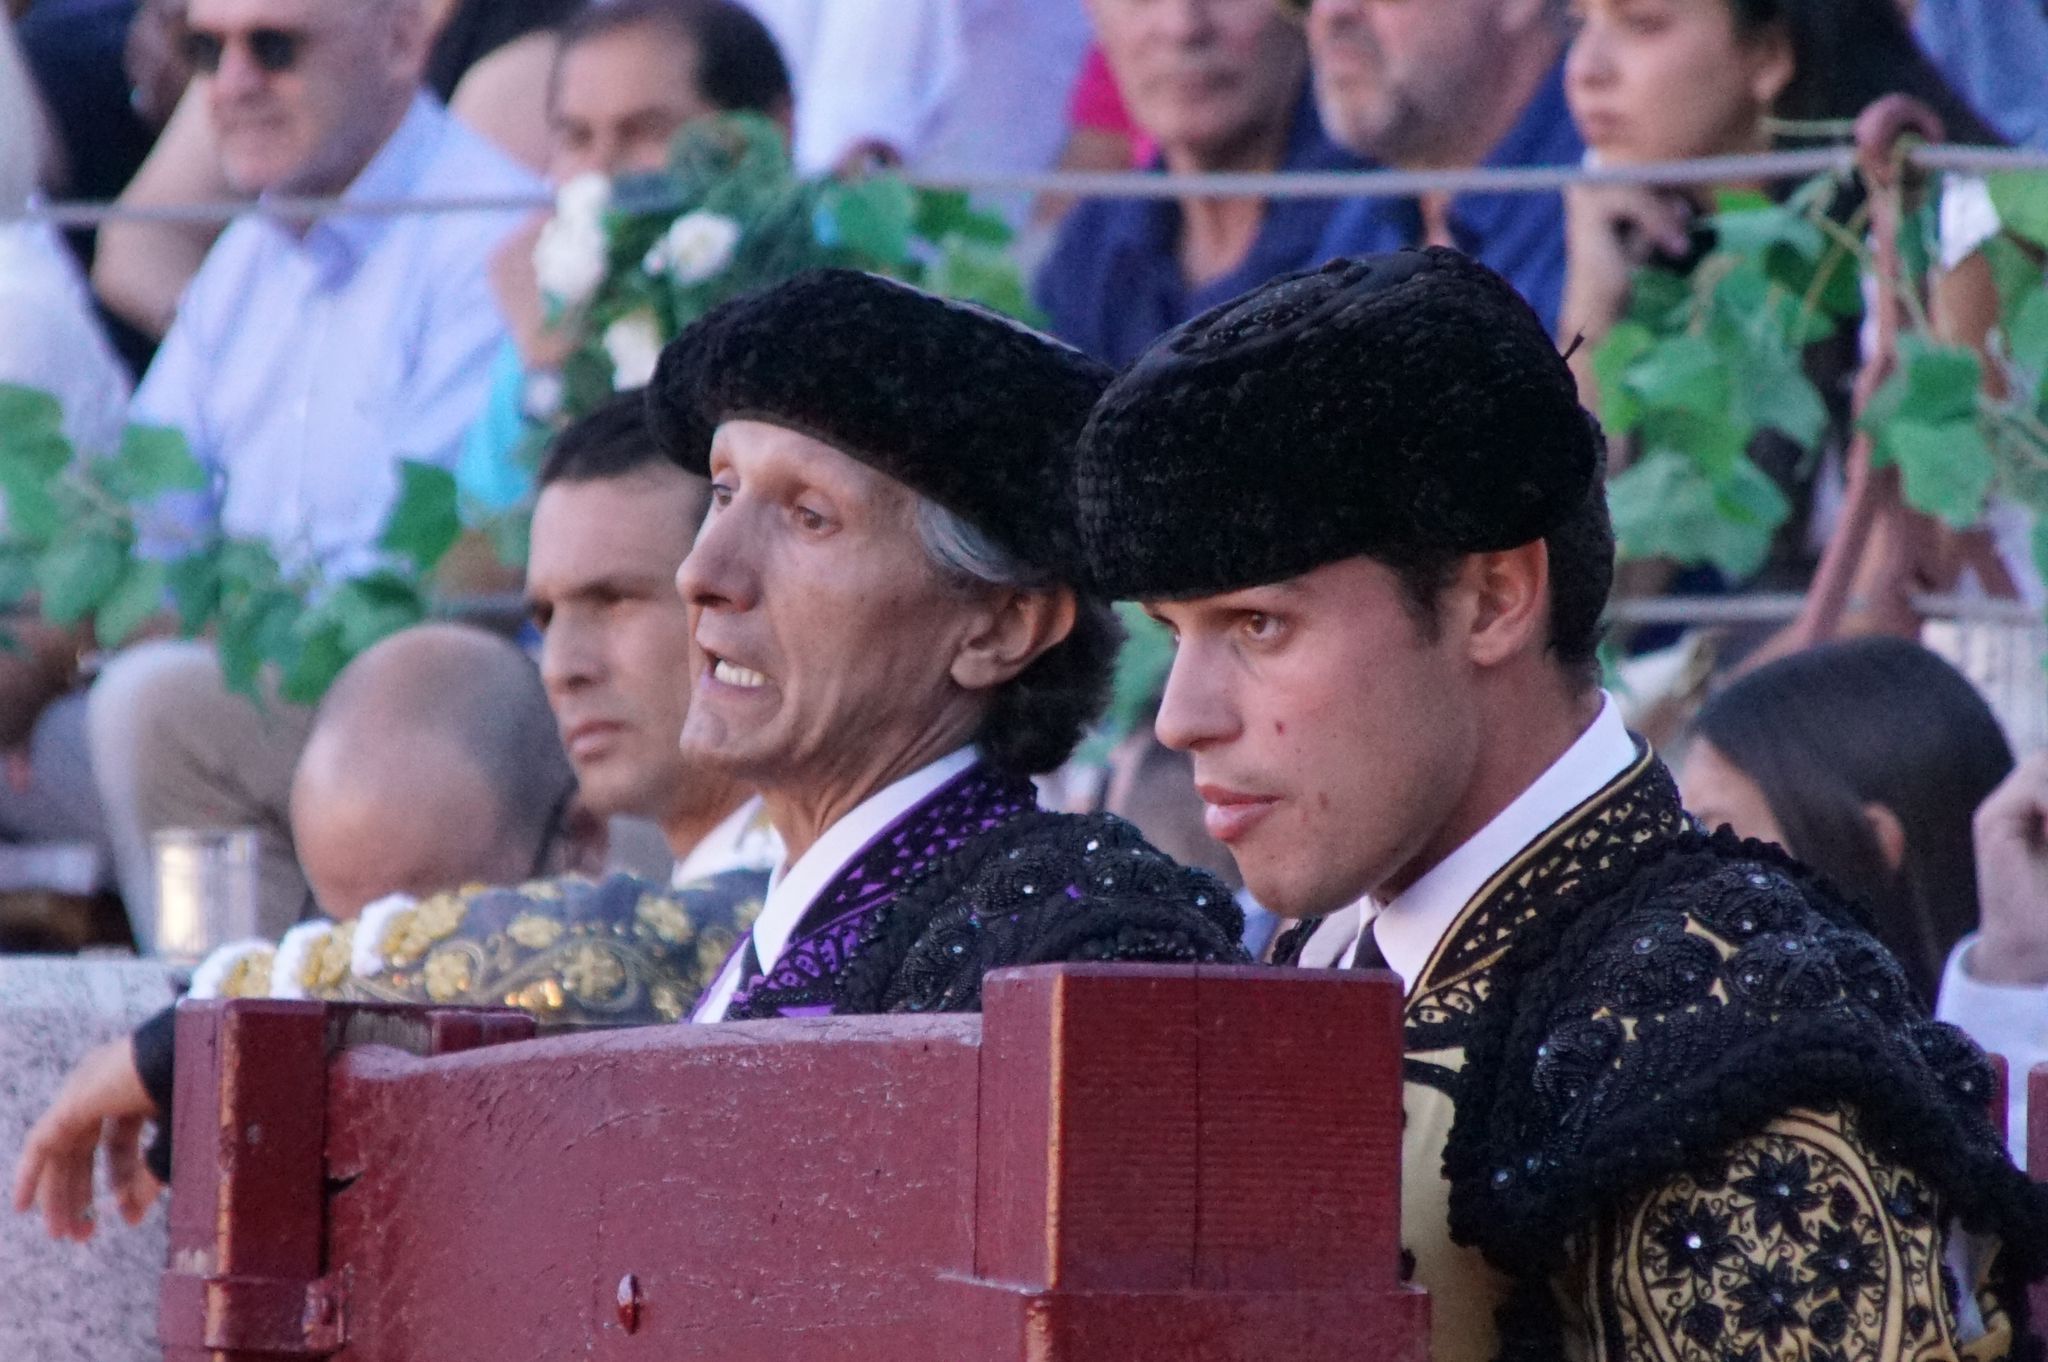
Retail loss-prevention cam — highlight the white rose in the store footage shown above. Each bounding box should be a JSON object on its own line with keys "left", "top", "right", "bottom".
{"left": 603, "top": 310, "right": 664, "bottom": 390}
{"left": 533, "top": 214, "right": 609, "bottom": 309}
{"left": 554, "top": 171, "right": 612, "bottom": 233}
{"left": 644, "top": 211, "right": 742, "bottom": 285}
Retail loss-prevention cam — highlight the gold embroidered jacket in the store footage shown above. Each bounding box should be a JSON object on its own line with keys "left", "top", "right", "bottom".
{"left": 1274, "top": 746, "right": 2046, "bottom": 1362}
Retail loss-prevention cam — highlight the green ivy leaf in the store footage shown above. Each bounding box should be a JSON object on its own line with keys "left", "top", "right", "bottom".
{"left": 912, "top": 188, "right": 1010, "bottom": 245}
{"left": 1988, "top": 171, "right": 2048, "bottom": 250}
{"left": 216, "top": 587, "right": 297, "bottom": 698}
{"left": 2004, "top": 286, "right": 2048, "bottom": 383}
{"left": 94, "top": 560, "right": 167, "bottom": 647}
{"left": 0, "top": 384, "right": 64, "bottom": 443}
{"left": 0, "top": 546, "right": 35, "bottom": 611}
{"left": 0, "top": 479, "right": 62, "bottom": 546}
{"left": 1591, "top": 321, "right": 1655, "bottom": 435}
{"left": 165, "top": 553, "right": 221, "bottom": 636}
{"left": 1623, "top": 333, "right": 1730, "bottom": 420}
{"left": 105, "top": 425, "right": 207, "bottom": 501}
{"left": 327, "top": 571, "right": 425, "bottom": 655}
{"left": 923, "top": 238, "right": 1038, "bottom": 323}
{"left": 1887, "top": 419, "right": 1996, "bottom": 527}
{"left": 819, "top": 177, "right": 916, "bottom": 264}
{"left": 278, "top": 617, "right": 350, "bottom": 707}
{"left": 1979, "top": 234, "right": 2045, "bottom": 314}
{"left": 1609, "top": 449, "right": 1781, "bottom": 579}
{"left": 1641, "top": 406, "right": 1750, "bottom": 481}
{"left": 34, "top": 535, "right": 127, "bottom": 624}
{"left": 1863, "top": 336, "right": 1981, "bottom": 436}
{"left": 378, "top": 462, "right": 461, "bottom": 571}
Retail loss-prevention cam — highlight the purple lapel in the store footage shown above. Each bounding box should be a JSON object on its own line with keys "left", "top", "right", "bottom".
{"left": 725, "top": 763, "right": 1037, "bottom": 1019}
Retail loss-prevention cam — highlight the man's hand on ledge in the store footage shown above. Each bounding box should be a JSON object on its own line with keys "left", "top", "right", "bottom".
{"left": 10, "top": 1036, "right": 162, "bottom": 1242}
{"left": 1968, "top": 751, "right": 2048, "bottom": 987}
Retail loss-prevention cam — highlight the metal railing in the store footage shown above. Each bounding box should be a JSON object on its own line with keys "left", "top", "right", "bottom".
{"left": 12, "top": 144, "right": 2048, "bottom": 227}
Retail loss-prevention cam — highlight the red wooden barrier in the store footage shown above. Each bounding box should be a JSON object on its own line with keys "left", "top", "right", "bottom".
{"left": 159, "top": 964, "right": 1427, "bottom": 1361}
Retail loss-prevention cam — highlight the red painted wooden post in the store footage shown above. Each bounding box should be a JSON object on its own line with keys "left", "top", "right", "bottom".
{"left": 970, "top": 965, "right": 1425, "bottom": 1360}
{"left": 159, "top": 967, "right": 1426, "bottom": 1361}
{"left": 158, "top": 1001, "right": 534, "bottom": 1361}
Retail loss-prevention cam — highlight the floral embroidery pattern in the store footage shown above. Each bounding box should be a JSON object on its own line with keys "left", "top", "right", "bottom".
{"left": 1593, "top": 1107, "right": 2011, "bottom": 1362}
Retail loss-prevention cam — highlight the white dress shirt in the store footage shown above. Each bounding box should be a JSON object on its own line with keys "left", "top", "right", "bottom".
{"left": 0, "top": 220, "right": 130, "bottom": 455}
{"left": 1937, "top": 935, "right": 2046, "bottom": 1169}
{"left": 691, "top": 747, "right": 979, "bottom": 1021}
{"left": 670, "top": 796, "right": 783, "bottom": 888}
{"left": 740, "top": 0, "right": 1088, "bottom": 221}
{"left": 1298, "top": 695, "right": 1637, "bottom": 993}
{"left": 131, "top": 94, "right": 538, "bottom": 578}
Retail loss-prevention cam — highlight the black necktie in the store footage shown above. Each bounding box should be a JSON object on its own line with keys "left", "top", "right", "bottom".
{"left": 1349, "top": 919, "right": 1391, "bottom": 972}
{"left": 735, "top": 931, "right": 764, "bottom": 987}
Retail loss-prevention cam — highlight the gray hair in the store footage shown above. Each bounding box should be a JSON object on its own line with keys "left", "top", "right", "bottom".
{"left": 913, "top": 495, "right": 1055, "bottom": 591}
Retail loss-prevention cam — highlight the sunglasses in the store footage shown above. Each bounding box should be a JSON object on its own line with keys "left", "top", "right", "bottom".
{"left": 181, "top": 26, "right": 306, "bottom": 76}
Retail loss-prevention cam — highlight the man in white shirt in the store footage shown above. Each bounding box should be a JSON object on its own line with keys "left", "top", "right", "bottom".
{"left": 1073, "top": 248, "right": 2044, "bottom": 1362}
{"left": 525, "top": 393, "right": 779, "bottom": 887}
{"left": 78, "top": 0, "right": 542, "bottom": 940}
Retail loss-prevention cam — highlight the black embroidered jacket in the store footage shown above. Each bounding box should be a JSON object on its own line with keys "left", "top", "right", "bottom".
{"left": 1274, "top": 745, "right": 2047, "bottom": 1362}
{"left": 728, "top": 806, "right": 1251, "bottom": 1021}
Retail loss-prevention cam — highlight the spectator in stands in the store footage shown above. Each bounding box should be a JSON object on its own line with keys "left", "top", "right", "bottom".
{"left": 1912, "top": 0, "right": 2048, "bottom": 151}
{"left": 10, "top": 622, "right": 601, "bottom": 1241}
{"left": 527, "top": 393, "right": 777, "bottom": 882}
{"left": 0, "top": 17, "right": 132, "bottom": 890}
{"left": 1681, "top": 637, "right": 2014, "bottom": 1008}
{"left": 90, "top": 0, "right": 572, "bottom": 348}
{"left": 65, "top": 0, "right": 542, "bottom": 944}
{"left": 0, "top": 16, "right": 128, "bottom": 453}
{"left": 742, "top": 0, "right": 1090, "bottom": 221}
{"left": 1559, "top": 0, "right": 1997, "bottom": 388}
{"left": 1034, "top": 0, "right": 1366, "bottom": 367}
{"left": 461, "top": 0, "right": 794, "bottom": 515}
{"left": 1302, "top": 0, "right": 1582, "bottom": 330}
{"left": 1945, "top": 749, "right": 2048, "bottom": 1164}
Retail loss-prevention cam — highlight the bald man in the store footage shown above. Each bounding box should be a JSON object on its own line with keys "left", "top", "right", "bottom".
{"left": 11, "top": 623, "right": 601, "bottom": 1242}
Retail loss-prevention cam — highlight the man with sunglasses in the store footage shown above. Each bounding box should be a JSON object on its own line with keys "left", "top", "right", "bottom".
{"left": 72, "top": 0, "right": 543, "bottom": 942}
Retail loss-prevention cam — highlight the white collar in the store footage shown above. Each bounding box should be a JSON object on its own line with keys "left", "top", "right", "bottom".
{"left": 1336, "top": 694, "right": 1637, "bottom": 992}
{"left": 671, "top": 795, "right": 782, "bottom": 887}
{"left": 691, "top": 746, "right": 977, "bottom": 1021}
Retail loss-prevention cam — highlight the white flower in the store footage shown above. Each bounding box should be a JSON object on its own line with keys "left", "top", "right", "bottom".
{"left": 603, "top": 310, "right": 664, "bottom": 390}
{"left": 643, "top": 211, "right": 742, "bottom": 285}
{"left": 271, "top": 919, "right": 336, "bottom": 1000}
{"left": 533, "top": 173, "right": 613, "bottom": 308}
{"left": 188, "top": 939, "right": 276, "bottom": 1000}
{"left": 554, "top": 171, "right": 611, "bottom": 233}
{"left": 351, "top": 892, "right": 418, "bottom": 979}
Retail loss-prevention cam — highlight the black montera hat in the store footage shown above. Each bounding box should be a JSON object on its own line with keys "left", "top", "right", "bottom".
{"left": 646, "top": 269, "right": 1112, "bottom": 574}
{"left": 1075, "top": 248, "right": 1602, "bottom": 599}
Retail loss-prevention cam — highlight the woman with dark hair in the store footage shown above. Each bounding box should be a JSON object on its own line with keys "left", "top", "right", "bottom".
{"left": 1681, "top": 636, "right": 2014, "bottom": 1005}
{"left": 1562, "top": 0, "right": 2000, "bottom": 361}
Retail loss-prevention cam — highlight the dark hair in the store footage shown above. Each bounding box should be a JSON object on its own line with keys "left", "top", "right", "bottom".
{"left": 1379, "top": 434, "right": 1616, "bottom": 691}
{"left": 977, "top": 598, "right": 1123, "bottom": 776}
{"left": 555, "top": 0, "right": 792, "bottom": 119}
{"left": 1731, "top": 0, "right": 2002, "bottom": 146}
{"left": 538, "top": 390, "right": 672, "bottom": 487}
{"left": 1692, "top": 637, "right": 2013, "bottom": 1004}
